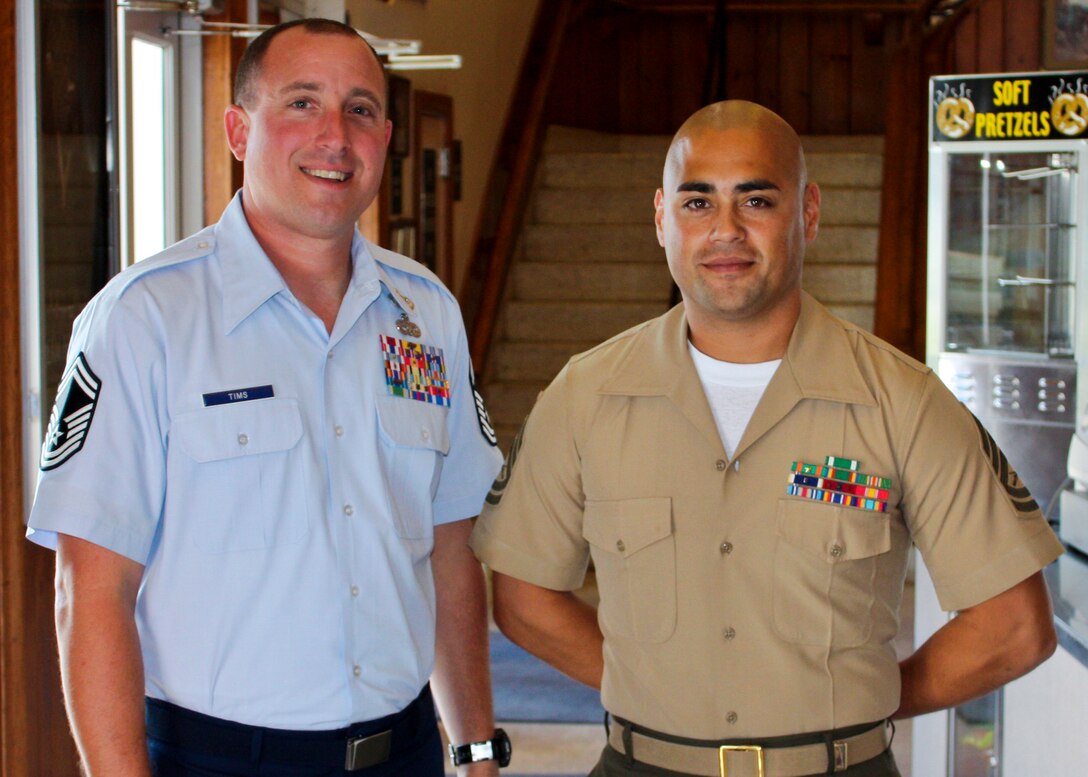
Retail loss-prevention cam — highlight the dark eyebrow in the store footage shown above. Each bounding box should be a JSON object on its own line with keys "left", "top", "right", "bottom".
{"left": 676, "top": 182, "right": 714, "bottom": 194}
{"left": 675, "top": 179, "right": 781, "bottom": 195}
{"left": 735, "top": 179, "right": 780, "bottom": 194}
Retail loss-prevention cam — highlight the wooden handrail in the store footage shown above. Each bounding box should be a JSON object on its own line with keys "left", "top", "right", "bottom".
{"left": 463, "top": 0, "right": 575, "bottom": 375}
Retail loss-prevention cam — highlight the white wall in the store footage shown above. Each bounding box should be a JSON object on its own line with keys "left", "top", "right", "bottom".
{"left": 345, "top": 0, "right": 540, "bottom": 294}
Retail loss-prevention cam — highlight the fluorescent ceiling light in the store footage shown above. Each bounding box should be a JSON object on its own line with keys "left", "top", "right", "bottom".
{"left": 386, "top": 53, "right": 462, "bottom": 71}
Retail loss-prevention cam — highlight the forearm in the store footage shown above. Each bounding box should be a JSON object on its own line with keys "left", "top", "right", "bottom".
{"left": 55, "top": 536, "right": 150, "bottom": 776}
{"left": 492, "top": 572, "right": 604, "bottom": 690}
{"left": 896, "top": 571, "right": 1056, "bottom": 719}
{"left": 431, "top": 520, "right": 497, "bottom": 777}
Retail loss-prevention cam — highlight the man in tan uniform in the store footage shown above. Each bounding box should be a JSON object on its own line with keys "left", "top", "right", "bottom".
{"left": 469, "top": 101, "right": 1064, "bottom": 777}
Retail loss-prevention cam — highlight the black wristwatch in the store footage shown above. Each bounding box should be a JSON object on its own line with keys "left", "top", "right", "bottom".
{"left": 448, "top": 728, "right": 512, "bottom": 768}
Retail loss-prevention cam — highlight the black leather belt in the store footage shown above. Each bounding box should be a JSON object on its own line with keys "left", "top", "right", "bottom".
{"left": 146, "top": 684, "right": 433, "bottom": 771}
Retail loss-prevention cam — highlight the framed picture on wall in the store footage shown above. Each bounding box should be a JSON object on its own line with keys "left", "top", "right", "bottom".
{"left": 1045, "top": 0, "right": 1088, "bottom": 69}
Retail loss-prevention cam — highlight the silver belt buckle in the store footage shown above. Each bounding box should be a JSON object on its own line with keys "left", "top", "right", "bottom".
{"left": 718, "top": 744, "right": 764, "bottom": 777}
{"left": 345, "top": 729, "right": 392, "bottom": 771}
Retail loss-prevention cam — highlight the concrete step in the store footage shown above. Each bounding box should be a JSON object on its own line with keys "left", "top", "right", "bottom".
{"left": 818, "top": 187, "right": 881, "bottom": 226}
{"left": 521, "top": 224, "right": 663, "bottom": 263}
{"left": 533, "top": 182, "right": 879, "bottom": 227}
{"left": 512, "top": 261, "right": 673, "bottom": 302}
{"left": 544, "top": 125, "right": 671, "bottom": 154}
{"left": 806, "top": 225, "right": 879, "bottom": 264}
{"left": 542, "top": 151, "right": 663, "bottom": 189}
{"left": 804, "top": 264, "right": 877, "bottom": 305}
{"left": 532, "top": 187, "right": 655, "bottom": 225}
{"left": 481, "top": 380, "right": 543, "bottom": 429}
{"left": 806, "top": 153, "right": 883, "bottom": 188}
{"left": 489, "top": 340, "right": 602, "bottom": 383}
{"left": 826, "top": 303, "right": 875, "bottom": 332}
{"left": 542, "top": 148, "right": 881, "bottom": 191}
{"left": 503, "top": 300, "right": 665, "bottom": 343}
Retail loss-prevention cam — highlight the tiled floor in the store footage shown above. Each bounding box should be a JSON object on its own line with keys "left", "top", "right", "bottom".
{"left": 446, "top": 578, "right": 916, "bottom": 776}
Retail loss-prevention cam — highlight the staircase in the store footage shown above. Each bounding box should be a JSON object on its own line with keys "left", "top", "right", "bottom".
{"left": 482, "top": 126, "right": 884, "bottom": 451}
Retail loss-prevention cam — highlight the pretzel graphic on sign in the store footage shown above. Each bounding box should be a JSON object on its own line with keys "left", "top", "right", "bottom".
{"left": 1051, "top": 92, "right": 1088, "bottom": 136}
{"left": 936, "top": 96, "right": 975, "bottom": 139}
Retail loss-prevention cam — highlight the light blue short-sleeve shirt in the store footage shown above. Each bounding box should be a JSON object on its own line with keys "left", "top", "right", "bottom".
{"left": 27, "top": 193, "right": 503, "bottom": 729}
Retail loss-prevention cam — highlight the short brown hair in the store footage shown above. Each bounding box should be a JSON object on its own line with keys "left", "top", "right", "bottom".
{"left": 233, "top": 18, "right": 387, "bottom": 109}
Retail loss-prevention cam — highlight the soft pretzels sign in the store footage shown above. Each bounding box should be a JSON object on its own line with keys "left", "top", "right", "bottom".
{"left": 932, "top": 71, "right": 1088, "bottom": 141}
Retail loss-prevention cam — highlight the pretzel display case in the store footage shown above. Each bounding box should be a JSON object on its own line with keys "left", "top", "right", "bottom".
{"left": 916, "top": 71, "right": 1088, "bottom": 777}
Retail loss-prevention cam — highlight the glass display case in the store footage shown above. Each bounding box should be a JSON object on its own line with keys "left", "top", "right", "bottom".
{"left": 919, "top": 71, "right": 1088, "bottom": 777}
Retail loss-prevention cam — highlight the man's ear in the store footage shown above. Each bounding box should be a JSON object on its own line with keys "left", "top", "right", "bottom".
{"left": 803, "top": 182, "right": 821, "bottom": 243}
{"left": 653, "top": 188, "right": 666, "bottom": 248}
{"left": 224, "top": 105, "right": 250, "bottom": 162}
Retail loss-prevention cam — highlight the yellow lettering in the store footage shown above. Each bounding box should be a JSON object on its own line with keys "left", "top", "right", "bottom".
{"left": 993, "top": 79, "right": 1033, "bottom": 106}
{"left": 1041, "top": 109, "right": 1051, "bottom": 135}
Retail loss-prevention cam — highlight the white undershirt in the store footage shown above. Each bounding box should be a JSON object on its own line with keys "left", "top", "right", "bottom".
{"left": 688, "top": 342, "right": 780, "bottom": 458}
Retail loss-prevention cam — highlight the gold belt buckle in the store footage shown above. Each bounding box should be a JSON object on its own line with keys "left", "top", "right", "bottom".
{"left": 718, "top": 744, "right": 764, "bottom": 777}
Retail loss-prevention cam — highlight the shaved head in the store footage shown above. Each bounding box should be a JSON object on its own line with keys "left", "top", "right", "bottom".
{"left": 665, "top": 100, "right": 808, "bottom": 193}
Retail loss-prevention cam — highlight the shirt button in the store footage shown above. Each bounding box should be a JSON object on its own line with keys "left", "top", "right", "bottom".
{"left": 720, "top": 541, "right": 733, "bottom": 555}
{"left": 715, "top": 459, "right": 727, "bottom": 471}
{"left": 237, "top": 433, "right": 249, "bottom": 446}
{"left": 351, "top": 586, "right": 360, "bottom": 597}
{"left": 353, "top": 665, "right": 361, "bottom": 677}
{"left": 616, "top": 539, "right": 626, "bottom": 553}
{"left": 343, "top": 504, "right": 354, "bottom": 516}
{"left": 334, "top": 425, "right": 344, "bottom": 437}
{"left": 421, "top": 428, "right": 430, "bottom": 441}
{"left": 829, "top": 543, "right": 844, "bottom": 558}
{"left": 727, "top": 711, "right": 738, "bottom": 724}
{"left": 327, "top": 351, "right": 334, "bottom": 360}
{"left": 723, "top": 627, "right": 736, "bottom": 640}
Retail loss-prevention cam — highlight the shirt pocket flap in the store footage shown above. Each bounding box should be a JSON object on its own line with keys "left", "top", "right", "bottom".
{"left": 777, "top": 499, "right": 890, "bottom": 562}
{"left": 376, "top": 396, "right": 450, "bottom": 454}
{"left": 173, "top": 399, "right": 303, "bottom": 463}
{"left": 583, "top": 497, "right": 673, "bottom": 558}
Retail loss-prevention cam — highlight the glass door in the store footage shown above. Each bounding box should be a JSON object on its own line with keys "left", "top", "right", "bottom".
{"left": 945, "top": 151, "right": 1077, "bottom": 358}
{"left": 117, "top": 5, "right": 180, "bottom": 265}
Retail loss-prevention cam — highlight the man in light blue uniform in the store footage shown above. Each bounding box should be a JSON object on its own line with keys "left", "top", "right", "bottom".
{"left": 27, "top": 18, "right": 505, "bottom": 777}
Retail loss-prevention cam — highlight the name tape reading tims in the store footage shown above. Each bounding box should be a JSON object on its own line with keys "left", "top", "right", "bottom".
{"left": 786, "top": 456, "right": 891, "bottom": 513}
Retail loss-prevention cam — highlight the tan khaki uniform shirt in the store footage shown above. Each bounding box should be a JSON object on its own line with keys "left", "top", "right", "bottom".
{"left": 470, "top": 293, "right": 1063, "bottom": 739}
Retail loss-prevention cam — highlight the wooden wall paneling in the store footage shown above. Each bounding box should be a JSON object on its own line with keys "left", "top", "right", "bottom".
{"left": 952, "top": 8, "right": 979, "bottom": 74}
{"left": 976, "top": 0, "right": 1005, "bottom": 73}
{"left": 670, "top": 15, "right": 711, "bottom": 120}
{"left": 1004, "top": 0, "right": 1041, "bottom": 72}
{"left": 778, "top": 14, "right": 812, "bottom": 133}
{"left": 849, "top": 14, "right": 886, "bottom": 134}
{"left": 1, "top": 2, "right": 81, "bottom": 774}
{"left": 202, "top": 0, "right": 248, "bottom": 225}
{"left": 725, "top": 14, "right": 758, "bottom": 103}
{"left": 632, "top": 13, "right": 670, "bottom": 132}
{"left": 874, "top": 28, "right": 929, "bottom": 357}
{"left": 810, "top": 16, "right": 851, "bottom": 134}
{"left": 754, "top": 15, "right": 782, "bottom": 113}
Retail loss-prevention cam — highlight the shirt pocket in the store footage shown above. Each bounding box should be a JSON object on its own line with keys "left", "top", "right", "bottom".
{"left": 376, "top": 397, "right": 450, "bottom": 540}
{"left": 772, "top": 499, "right": 891, "bottom": 647}
{"left": 172, "top": 398, "right": 310, "bottom": 554}
{"left": 583, "top": 497, "right": 676, "bottom": 644}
